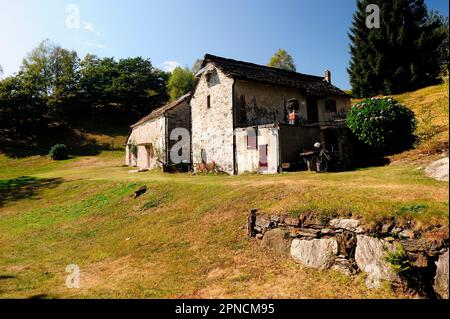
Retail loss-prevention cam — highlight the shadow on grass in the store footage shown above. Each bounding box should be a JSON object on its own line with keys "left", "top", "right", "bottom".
{"left": 0, "top": 176, "right": 63, "bottom": 207}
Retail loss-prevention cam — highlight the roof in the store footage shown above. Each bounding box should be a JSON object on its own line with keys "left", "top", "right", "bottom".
{"left": 199, "top": 54, "right": 349, "bottom": 97}
{"left": 130, "top": 93, "right": 191, "bottom": 128}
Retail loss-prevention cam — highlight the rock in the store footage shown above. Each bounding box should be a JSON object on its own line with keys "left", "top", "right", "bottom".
{"left": 434, "top": 250, "right": 449, "bottom": 299}
{"left": 384, "top": 237, "right": 396, "bottom": 242}
{"left": 270, "top": 214, "right": 284, "bottom": 225}
{"left": 329, "top": 218, "right": 364, "bottom": 234}
{"left": 381, "top": 221, "right": 394, "bottom": 234}
{"left": 300, "top": 213, "right": 326, "bottom": 229}
{"left": 134, "top": 185, "right": 147, "bottom": 198}
{"left": 284, "top": 216, "right": 300, "bottom": 227}
{"left": 398, "top": 229, "right": 415, "bottom": 239}
{"left": 256, "top": 233, "right": 263, "bottom": 240}
{"left": 289, "top": 228, "right": 319, "bottom": 238}
{"left": 247, "top": 210, "right": 257, "bottom": 237}
{"left": 261, "top": 228, "right": 291, "bottom": 255}
{"left": 355, "top": 235, "right": 399, "bottom": 284}
{"left": 425, "top": 157, "right": 449, "bottom": 182}
{"left": 335, "top": 231, "right": 356, "bottom": 257}
{"left": 391, "top": 227, "right": 403, "bottom": 235}
{"left": 332, "top": 257, "right": 358, "bottom": 276}
{"left": 291, "top": 238, "right": 338, "bottom": 269}
{"left": 320, "top": 228, "right": 335, "bottom": 236}
{"left": 255, "top": 214, "right": 271, "bottom": 229}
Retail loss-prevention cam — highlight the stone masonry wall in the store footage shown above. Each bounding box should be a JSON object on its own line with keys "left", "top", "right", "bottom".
{"left": 248, "top": 210, "right": 449, "bottom": 298}
{"left": 191, "top": 64, "right": 235, "bottom": 174}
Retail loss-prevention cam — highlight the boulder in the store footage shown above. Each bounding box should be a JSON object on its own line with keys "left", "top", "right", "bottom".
{"left": 355, "top": 235, "right": 399, "bottom": 285}
{"left": 434, "top": 250, "right": 449, "bottom": 299}
{"left": 255, "top": 214, "right": 271, "bottom": 230}
{"left": 329, "top": 218, "right": 364, "bottom": 234}
{"left": 425, "top": 157, "right": 449, "bottom": 182}
{"left": 290, "top": 238, "right": 338, "bottom": 269}
{"left": 261, "top": 228, "right": 291, "bottom": 255}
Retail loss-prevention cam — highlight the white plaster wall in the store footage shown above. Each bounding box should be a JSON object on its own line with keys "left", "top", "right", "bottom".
{"left": 126, "top": 116, "right": 166, "bottom": 169}
{"left": 235, "top": 126, "right": 280, "bottom": 174}
{"left": 191, "top": 64, "right": 235, "bottom": 174}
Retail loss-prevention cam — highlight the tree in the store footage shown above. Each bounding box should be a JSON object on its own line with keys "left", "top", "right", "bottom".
{"left": 191, "top": 59, "right": 203, "bottom": 74}
{"left": 348, "top": 0, "right": 449, "bottom": 98}
{"left": 267, "top": 49, "right": 296, "bottom": 71}
{"left": 19, "top": 39, "right": 80, "bottom": 116}
{"left": 167, "top": 67, "right": 194, "bottom": 101}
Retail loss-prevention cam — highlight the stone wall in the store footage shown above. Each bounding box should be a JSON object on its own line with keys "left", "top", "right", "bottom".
{"left": 126, "top": 116, "right": 166, "bottom": 169}
{"left": 248, "top": 210, "right": 449, "bottom": 298}
{"left": 166, "top": 100, "right": 191, "bottom": 164}
{"left": 234, "top": 79, "right": 306, "bottom": 127}
{"left": 191, "top": 64, "right": 235, "bottom": 174}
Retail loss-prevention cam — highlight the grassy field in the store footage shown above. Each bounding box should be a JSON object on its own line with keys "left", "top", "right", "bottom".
{"left": 0, "top": 84, "right": 448, "bottom": 299}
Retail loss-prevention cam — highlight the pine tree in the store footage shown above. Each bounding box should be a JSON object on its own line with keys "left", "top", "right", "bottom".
{"left": 348, "top": 0, "right": 448, "bottom": 98}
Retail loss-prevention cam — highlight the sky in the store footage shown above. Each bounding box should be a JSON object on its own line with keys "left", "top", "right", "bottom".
{"left": 0, "top": 0, "right": 448, "bottom": 90}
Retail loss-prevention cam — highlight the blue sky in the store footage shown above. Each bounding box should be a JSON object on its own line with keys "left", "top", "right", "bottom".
{"left": 0, "top": 0, "right": 448, "bottom": 89}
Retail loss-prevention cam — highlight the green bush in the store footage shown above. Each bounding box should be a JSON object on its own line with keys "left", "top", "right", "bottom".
{"left": 49, "top": 144, "right": 69, "bottom": 160}
{"left": 347, "top": 97, "right": 416, "bottom": 152}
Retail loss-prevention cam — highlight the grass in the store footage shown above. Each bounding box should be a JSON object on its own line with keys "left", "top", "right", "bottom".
{"left": 0, "top": 84, "right": 448, "bottom": 299}
{"left": 0, "top": 149, "right": 447, "bottom": 299}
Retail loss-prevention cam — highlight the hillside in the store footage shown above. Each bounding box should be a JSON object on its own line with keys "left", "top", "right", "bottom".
{"left": 0, "top": 84, "right": 448, "bottom": 299}
{"left": 351, "top": 83, "right": 449, "bottom": 163}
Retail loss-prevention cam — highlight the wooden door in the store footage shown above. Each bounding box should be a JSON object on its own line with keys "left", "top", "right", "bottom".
{"left": 306, "top": 96, "right": 319, "bottom": 124}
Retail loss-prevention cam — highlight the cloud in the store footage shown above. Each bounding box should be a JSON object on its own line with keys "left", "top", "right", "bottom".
{"left": 82, "top": 21, "right": 102, "bottom": 36}
{"left": 85, "top": 41, "right": 106, "bottom": 49}
{"left": 160, "top": 61, "right": 183, "bottom": 72}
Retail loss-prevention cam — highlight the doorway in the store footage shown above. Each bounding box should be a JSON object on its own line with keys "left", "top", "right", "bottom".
{"left": 306, "top": 96, "right": 319, "bottom": 124}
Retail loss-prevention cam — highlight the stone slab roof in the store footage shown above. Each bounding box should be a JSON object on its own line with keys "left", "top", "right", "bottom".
{"left": 130, "top": 93, "right": 191, "bottom": 128}
{"left": 200, "top": 54, "right": 349, "bottom": 97}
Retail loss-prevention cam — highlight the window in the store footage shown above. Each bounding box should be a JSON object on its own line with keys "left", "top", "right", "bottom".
{"left": 207, "top": 95, "right": 211, "bottom": 109}
{"left": 325, "top": 99, "right": 337, "bottom": 112}
{"left": 246, "top": 128, "right": 257, "bottom": 150}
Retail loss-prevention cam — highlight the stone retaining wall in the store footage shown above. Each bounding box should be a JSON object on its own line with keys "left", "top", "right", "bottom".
{"left": 247, "top": 209, "right": 449, "bottom": 299}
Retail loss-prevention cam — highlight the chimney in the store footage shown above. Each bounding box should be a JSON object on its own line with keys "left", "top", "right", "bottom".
{"left": 324, "top": 70, "right": 331, "bottom": 84}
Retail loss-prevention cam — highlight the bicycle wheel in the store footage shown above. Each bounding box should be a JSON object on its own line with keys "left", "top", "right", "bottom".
{"left": 311, "top": 155, "right": 328, "bottom": 172}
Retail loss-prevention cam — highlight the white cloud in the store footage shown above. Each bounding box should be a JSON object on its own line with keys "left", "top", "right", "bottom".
{"left": 160, "top": 61, "right": 183, "bottom": 72}
{"left": 85, "top": 41, "right": 106, "bottom": 49}
{"left": 82, "top": 21, "right": 102, "bottom": 36}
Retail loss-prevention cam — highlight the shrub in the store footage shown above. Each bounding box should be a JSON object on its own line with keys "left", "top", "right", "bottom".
{"left": 347, "top": 97, "right": 416, "bottom": 152}
{"left": 49, "top": 144, "right": 69, "bottom": 160}
{"left": 129, "top": 140, "right": 138, "bottom": 159}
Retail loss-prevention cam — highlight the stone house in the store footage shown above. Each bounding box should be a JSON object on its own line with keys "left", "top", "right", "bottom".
{"left": 125, "top": 93, "right": 190, "bottom": 169}
{"left": 190, "top": 54, "right": 351, "bottom": 174}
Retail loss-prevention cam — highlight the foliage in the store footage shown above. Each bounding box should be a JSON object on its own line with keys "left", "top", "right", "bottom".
{"left": 167, "top": 67, "right": 194, "bottom": 101}
{"left": 347, "top": 97, "right": 416, "bottom": 152}
{"left": 191, "top": 59, "right": 203, "bottom": 74}
{"left": 129, "top": 140, "right": 138, "bottom": 159}
{"left": 385, "top": 244, "right": 410, "bottom": 274}
{"left": 0, "top": 40, "right": 170, "bottom": 155}
{"left": 48, "top": 144, "right": 69, "bottom": 160}
{"left": 348, "top": 0, "right": 449, "bottom": 97}
{"left": 267, "top": 49, "right": 296, "bottom": 71}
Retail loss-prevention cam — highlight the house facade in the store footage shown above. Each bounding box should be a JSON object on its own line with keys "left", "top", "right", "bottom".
{"left": 125, "top": 93, "right": 191, "bottom": 169}
{"left": 191, "top": 54, "right": 351, "bottom": 175}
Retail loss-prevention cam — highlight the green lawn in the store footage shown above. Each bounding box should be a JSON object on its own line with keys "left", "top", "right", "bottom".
{"left": 0, "top": 151, "right": 447, "bottom": 298}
